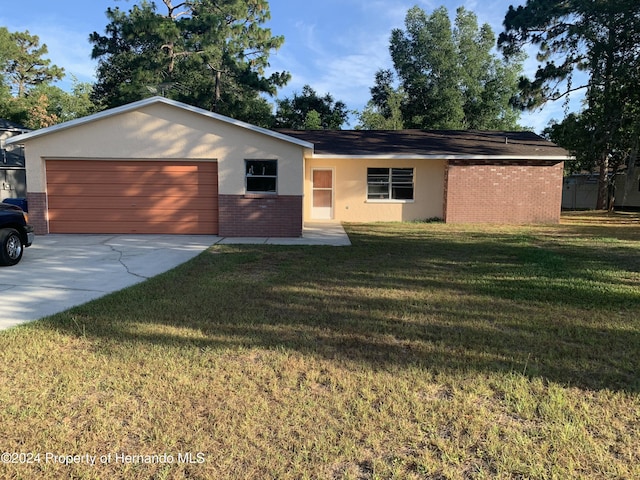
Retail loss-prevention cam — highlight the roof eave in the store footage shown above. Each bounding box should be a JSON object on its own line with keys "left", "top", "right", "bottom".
{"left": 310, "top": 154, "right": 572, "bottom": 161}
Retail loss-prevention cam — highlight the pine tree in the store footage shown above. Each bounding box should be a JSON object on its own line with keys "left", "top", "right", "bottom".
{"left": 90, "top": 0, "right": 289, "bottom": 126}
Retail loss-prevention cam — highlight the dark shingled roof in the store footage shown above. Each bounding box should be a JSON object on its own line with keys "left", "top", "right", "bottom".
{"left": 0, "top": 119, "right": 29, "bottom": 132}
{"left": 276, "top": 129, "right": 569, "bottom": 158}
{"left": 1, "top": 120, "right": 28, "bottom": 168}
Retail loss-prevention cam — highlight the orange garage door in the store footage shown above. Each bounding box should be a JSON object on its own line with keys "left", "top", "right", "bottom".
{"left": 46, "top": 160, "right": 218, "bottom": 234}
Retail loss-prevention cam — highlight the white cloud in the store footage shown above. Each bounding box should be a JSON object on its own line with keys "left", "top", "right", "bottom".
{"left": 293, "top": 20, "right": 324, "bottom": 56}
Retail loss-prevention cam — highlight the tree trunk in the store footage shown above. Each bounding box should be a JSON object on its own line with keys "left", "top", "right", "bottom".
{"left": 166, "top": 42, "right": 175, "bottom": 74}
{"left": 213, "top": 70, "right": 221, "bottom": 112}
{"left": 608, "top": 165, "right": 618, "bottom": 212}
{"left": 596, "top": 153, "right": 609, "bottom": 210}
{"left": 620, "top": 136, "right": 639, "bottom": 209}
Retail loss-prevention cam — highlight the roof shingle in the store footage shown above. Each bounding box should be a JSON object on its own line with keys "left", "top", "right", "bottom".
{"left": 277, "top": 129, "right": 569, "bottom": 158}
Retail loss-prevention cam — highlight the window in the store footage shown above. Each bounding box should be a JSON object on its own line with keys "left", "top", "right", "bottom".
{"left": 367, "top": 167, "right": 414, "bottom": 200}
{"left": 246, "top": 159, "right": 277, "bottom": 193}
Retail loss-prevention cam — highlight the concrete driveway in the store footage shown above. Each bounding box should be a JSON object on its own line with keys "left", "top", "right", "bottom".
{"left": 0, "top": 234, "right": 218, "bottom": 330}
{"left": 0, "top": 224, "right": 350, "bottom": 331}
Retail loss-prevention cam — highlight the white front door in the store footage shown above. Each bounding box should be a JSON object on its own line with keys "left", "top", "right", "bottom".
{"left": 311, "top": 168, "right": 334, "bottom": 220}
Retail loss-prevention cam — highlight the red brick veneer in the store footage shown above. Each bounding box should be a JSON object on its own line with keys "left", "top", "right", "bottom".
{"left": 444, "top": 160, "right": 564, "bottom": 224}
{"left": 218, "top": 195, "right": 303, "bottom": 237}
{"left": 26, "top": 192, "right": 48, "bottom": 234}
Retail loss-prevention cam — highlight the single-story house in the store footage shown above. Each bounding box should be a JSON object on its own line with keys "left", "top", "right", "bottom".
{"left": 1, "top": 119, "right": 30, "bottom": 202}
{"left": 6, "top": 96, "right": 569, "bottom": 237}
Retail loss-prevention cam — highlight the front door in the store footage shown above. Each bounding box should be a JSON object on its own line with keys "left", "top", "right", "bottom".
{"left": 312, "top": 168, "right": 334, "bottom": 220}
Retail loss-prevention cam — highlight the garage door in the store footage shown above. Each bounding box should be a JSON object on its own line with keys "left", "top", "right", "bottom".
{"left": 46, "top": 160, "right": 218, "bottom": 234}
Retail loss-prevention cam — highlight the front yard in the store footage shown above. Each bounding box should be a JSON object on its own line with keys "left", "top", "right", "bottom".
{"left": 1, "top": 212, "right": 639, "bottom": 479}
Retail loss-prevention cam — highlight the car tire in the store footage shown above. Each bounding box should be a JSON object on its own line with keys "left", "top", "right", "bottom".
{"left": 0, "top": 228, "right": 23, "bottom": 266}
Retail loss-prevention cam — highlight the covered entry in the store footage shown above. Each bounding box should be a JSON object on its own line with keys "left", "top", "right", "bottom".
{"left": 46, "top": 159, "right": 218, "bottom": 234}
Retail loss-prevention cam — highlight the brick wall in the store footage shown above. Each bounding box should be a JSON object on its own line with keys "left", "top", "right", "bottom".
{"left": 218, "top": 194, "right": 303, "bottom": 237}
{"left": 444, "top": 160, "right": 564, "bottom": 224}
{"left": 26, "top": 192, "right": 48, "bottom": 234}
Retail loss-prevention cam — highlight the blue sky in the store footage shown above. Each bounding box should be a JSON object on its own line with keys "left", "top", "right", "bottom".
{"left": 1, "top": 0, "right": 584, "bottom": 132}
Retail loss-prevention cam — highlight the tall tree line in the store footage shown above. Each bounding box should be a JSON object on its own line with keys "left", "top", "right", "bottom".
{"left": 357, "top": 6, "right": 524, "bottom": 131}
{"left": 499, "top": 0, "right": 640, "bottom": 209}
{"left": 3, "top": 3, "right": 526, "bottom": 132}
{"left": 2, "top": 0, "right": 639, "bottom": 185}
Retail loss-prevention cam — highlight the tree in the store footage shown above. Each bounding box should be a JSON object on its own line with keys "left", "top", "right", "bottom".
{"left": 2, "top": 30, "right": 64, "bottom": 98}
{"left": 90, "top": 0, "right": 289, "bottom": 126}
{"left": 390, "top": 6, "right": 462, "bottom": 129}
{"left": 454, "top": 8, "right": 524, "bottom": 130}
{"left": 499, "top": 0, "right": 640, "bottom": 209}
{"left": 545, "top": 113, "right": 595, "bottom": 174}
{"left": 356, "top": 69, "right": 404, "bottom": 130}
{"left": 0, "top": 28, "right": 12, "bottom": 109}
{"left": 1, "top": 81, "right": 96, "bottom": 129}
{"left": 0, "top": 28, "right": 89, "bottom": 129}
{"left": 303, "top": 110, "right": 322, "bottom": 130}
{"left": 274, "top": 85, "right": 348, "bottom": 129}
{"left": 0, "top": 27, "right": 14, "bottom": 71}
{"left": 386, "top": 6, "right": 523, "bottom": 130}
{"left": 32, "top": 80, "right": 95, "bottom": 123}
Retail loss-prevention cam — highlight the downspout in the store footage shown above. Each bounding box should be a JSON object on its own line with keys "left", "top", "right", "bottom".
{"left": 443, "top": 161, "right": 449, "bottom": 222}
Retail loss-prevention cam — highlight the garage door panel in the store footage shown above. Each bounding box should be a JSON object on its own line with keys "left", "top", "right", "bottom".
{"left": 47, "top": 183, "right": 218, "bottom": 197}
{"left": 48, "top": 196, "right": 218, "bottom": 210}
{"left": 49, "top": 208, "right": 217, "bottom": 223}
{"left": 49, "top": 220, "right": 218, "bottom": 235}
{"left": 47, "top": 160, "right": 217, "bottom": 172}
{"left": 46, "top": 160, "right": 218, "bottom": 234}
{"left": 48, "top": 169, "right": 217, "bottom": 187}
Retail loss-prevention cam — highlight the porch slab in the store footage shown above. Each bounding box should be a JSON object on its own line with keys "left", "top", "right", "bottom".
{"left": 216, "top": 222, "right": 351, "bottom": 246}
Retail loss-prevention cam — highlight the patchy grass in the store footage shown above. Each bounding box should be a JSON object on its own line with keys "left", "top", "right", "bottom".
{"left": 1, "top": 212, "right": 639, "bottom": 479}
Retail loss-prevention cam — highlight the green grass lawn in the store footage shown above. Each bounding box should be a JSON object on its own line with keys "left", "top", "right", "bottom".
{"left": 1, "top": 212, "right": 639, "bottom": 479}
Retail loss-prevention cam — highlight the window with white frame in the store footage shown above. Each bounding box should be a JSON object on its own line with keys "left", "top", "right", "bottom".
{"left": 367, "top": 167, "right": 414, "bottom": 200}
{"left": 246, "top": 159, "right": 277, "bottom": 193}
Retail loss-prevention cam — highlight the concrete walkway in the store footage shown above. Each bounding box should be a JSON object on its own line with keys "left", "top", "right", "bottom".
{"left": 0, "top": 223, "right": 350, "bottom": 330}
{"left": 218, "top": 222, "right": 351, "bottom": 246}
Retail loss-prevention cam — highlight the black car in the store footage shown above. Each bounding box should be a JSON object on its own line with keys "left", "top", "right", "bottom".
{"left": 0, "top": 202, "right": 34, "bottom": 266}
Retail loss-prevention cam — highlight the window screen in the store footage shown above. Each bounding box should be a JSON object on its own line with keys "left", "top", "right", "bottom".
{"left": 367, "top": 167, "right": 414, "bottom": 200}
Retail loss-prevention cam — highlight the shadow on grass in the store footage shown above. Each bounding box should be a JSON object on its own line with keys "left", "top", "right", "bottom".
{"left": 38, "top": 222, "right": 640, "bottom": 393}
